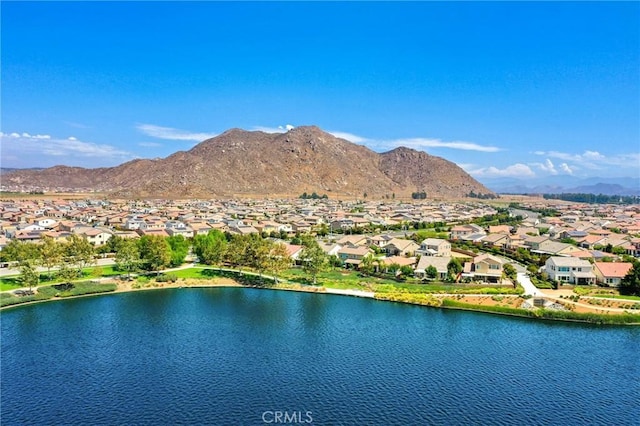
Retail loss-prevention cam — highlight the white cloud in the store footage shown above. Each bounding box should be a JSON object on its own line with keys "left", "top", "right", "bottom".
{"left": 560, "top": 163, "right": 573, "bottom": 175}
{"left": 535, "top": 150, "right": 639, "bottom": 170}
{"left": 388, "top": 138, "right": 501, "bottom": 153}
{"left": 328, "top": 131, "right": 370, "bottom": 144}
{"left": 253, "top": 124, "right": 296, "bottom": 133}
{"left": 466, "top": 163, "right": 536, "bottom": 178}
{"left": 0, "top": 132, "right": 135, "bottom": 167}
{"left": 253, "top": 126, "right": 285, "bottom": 133}
{"left": 532, "top": 158, "right": 558, "bottom": 175}
{"left": 136, "top": 124, "right": 217, "bottom": 142}
{"left": 250, "top": 126, "right": 501, "bottom": 152}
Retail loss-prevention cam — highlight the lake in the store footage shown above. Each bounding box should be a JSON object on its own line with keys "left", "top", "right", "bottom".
{"left": 2, "top": 288, "right": 639, "bottom": 425}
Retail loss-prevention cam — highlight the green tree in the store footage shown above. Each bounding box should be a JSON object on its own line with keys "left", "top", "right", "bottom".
{"left": 39, "top": 236, "right": 63, "bottom": 280}
{"left": 138, "top": 235, "right": 171, "bottom": 275}
{"left": 447, "top": 258, "right": 463, "bottom": 282}
{"left": 115, "top": 238, "right": 140, "bottom": 278}
{"left": 316, "top": 223, "right": 329, "bottom": 237}
{"left": 300, "top": 237, "right": 327, "bottom": 285}
{"left": 388, "top": 263, "right": 401, "bottom": 276}
{"left": 266, "top": 243, "right": 292, "bottom": 284}
{"left": 18, "top": 260, "right": 39, "bottom": 291}
{"left": 65, "top": 234, "right": 96, "bottom": 275}
{"left": 246, "top": 235, "right": 272, "bottom": 279}
{"left": 399, "top": 264, "right": 414, "bottom": 278}
{"left": 57, "top": 263, "right": 79, "bottom": 284}
{"left": 193, "top": 230, "right": 228, "bottom": 267}
{"left": 359, "top": 255, "right": 375, "bottom": 276}
{"left": 1, "top": 240, "right": 41, "bottom": 264}
{"left": 105, "top": 235, "right": 125, "bottom": 253}
{"left": 619, "top": 260, "right": 640, "bottom": 296}
{"left": 225, "top": 234, "right": 251, "bottom": 271}
{"left": 425, "top": 265, "right": 438, "bottom": 280}
{"left": 503, "top": 263, "right": 518, "bottom": 283}
{"left": 328, "top": 254, "right": 343, "bottom": 270}
{"left": 167, "top": 235, "right": 189, "bottom": 267}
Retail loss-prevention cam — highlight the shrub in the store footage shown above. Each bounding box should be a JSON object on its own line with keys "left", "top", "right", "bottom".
{"left": 156, "top": 273, "right": 178, "bottom": 283}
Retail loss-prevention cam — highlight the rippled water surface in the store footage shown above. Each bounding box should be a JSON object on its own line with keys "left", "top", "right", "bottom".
{"left": 2, "top": 288, "right": 639, "bottom": 425}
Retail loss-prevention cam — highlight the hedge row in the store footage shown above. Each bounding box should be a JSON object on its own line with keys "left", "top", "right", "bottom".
{"left": 441, "top": 299, "right": 640, "bottom": 325}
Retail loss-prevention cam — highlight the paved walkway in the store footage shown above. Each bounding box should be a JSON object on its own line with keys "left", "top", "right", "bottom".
{"left": 0, "top": 258, "right": 117, "bottom": 277}
{"left": 516, "top": 272, "right": 545, "bottom": 297}
{"left": 324, "top": 288, "right": 375, "bottom": 298}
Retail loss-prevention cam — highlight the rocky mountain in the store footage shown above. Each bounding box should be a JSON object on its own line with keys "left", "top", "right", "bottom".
{"left": 2, "top": 126, "right": 492, "bottom": 198}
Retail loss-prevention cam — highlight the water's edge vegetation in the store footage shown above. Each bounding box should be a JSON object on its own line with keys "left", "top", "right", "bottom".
{"left": 2, "top": 269, "right": 640, "bottom": 326}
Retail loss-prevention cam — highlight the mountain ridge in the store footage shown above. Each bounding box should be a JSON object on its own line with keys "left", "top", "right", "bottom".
{"left": 2, "top": 126, "right": 492, "bottom": 198}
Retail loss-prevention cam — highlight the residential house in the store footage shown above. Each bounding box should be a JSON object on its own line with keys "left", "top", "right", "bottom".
{"left": 34, "top": 217, "right": 58, "bottom": 229}
{"left": 488, "top": 225, "right": 511, "bottom": 234}
{"left": 535, "top": 240, "right": 583, "bottom": 256}
{"left": 330, "top": 218, "right": 355, "bottom": 231}
{"left": 462, "top": 254, "right": 504, "bottom": 283}
{"left": 76, "top": 227, "right": 113, "bottom": 246}
{"left": 414, "top": 256, "right": 449, "bottom": 280}
{"left": 481, "top": 233, "right": 509, "bottom": 249}
{"left": 319, "top": 243, "right": 342, "bottom": 257}
{"left": 337, "top": 246, "right": 373, "bottom": 267}
{"left": 138, "top": 218, "right": 166, "bottom": 232}
{"left": 544, "top": 257, "right": 596, "bottom": 285}
{"left": 577, "top": 234, "right": 608, "bottom": 250}
{"left": 416, "top": 238, "right": 451, "bottom": 257}
{"left": 336, "top": 235, "right": 368, "bottom": 247}
{"left": 283, "top": 244, "right": 304, "bottom": 264}
{"left": 125, "top": 217, "right": 146, "bottom": 230}
{"left": 593, "top": 262, "right": 633, "bottom": 287}
{"left": 523, "top": 236, "right": 550, "bottom": 251}
{"left": 382, "top": 238, "right": 419, "bottom": 257}
{"left": 367, "top": 234, "right": 394, "bottom": 247}
{"left": 450, "top": 224, "right": 485, "bottom": 240}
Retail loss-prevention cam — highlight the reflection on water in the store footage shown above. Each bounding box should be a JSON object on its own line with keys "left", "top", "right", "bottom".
{"left": 2, "top": 288, "right": 639, "bottom": 425}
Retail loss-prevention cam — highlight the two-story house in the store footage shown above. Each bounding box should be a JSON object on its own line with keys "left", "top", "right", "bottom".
{"left": 382, "top": 238, "right": 419, "bottom": 257}
{"left": 416, "top": 238, "right": 451, "bottom": 257}
{"left": 462, "top": 254, "right": 504, "bottom": 283}
{"left": 544, "top": 257, "right": 596, "bottom": 285}
{"left": 337, "top": 246, "right": 373, "bottom": 268}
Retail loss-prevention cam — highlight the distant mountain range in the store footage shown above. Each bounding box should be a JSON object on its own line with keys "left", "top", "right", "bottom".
{"left": 2, "top": 126, "right": 492, "bottom": 198}
{"left": 0, "top": 167, "right": 44, "bottom": 175}
{"left": 481, "top": 176, "right": 640, "bottom": 196}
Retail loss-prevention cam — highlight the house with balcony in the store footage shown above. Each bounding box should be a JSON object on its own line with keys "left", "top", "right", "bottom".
{"left": 462, "top": 254, "right": 504, "bottom": 283}
{"left": 544, "top": 257, "right": 596, "bottom": 285}
{"left": 416, "top": 238, "right": 451, "bottom": 257}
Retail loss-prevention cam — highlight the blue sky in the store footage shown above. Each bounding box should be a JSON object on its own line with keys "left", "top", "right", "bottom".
{"left": 1, "top": 1, "right": 639, "bottom": 185}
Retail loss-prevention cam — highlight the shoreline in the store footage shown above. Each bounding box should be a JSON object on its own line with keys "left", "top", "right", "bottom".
{"left": 2, "top": 278, "right": 639, "bottom": 325}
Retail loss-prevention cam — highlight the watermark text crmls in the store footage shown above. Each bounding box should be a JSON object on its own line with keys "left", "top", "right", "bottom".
{"left": 262, "top": 410, "right": 313, "bottom": 424}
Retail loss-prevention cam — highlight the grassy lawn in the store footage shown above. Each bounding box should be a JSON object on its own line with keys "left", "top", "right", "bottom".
{"left": 279, "top": 268, "right": 520, "bottom": 294}
{"left": 0, "top": 265, "right": 120, "bottom": 290}
{"left": 1, "top": 281, "right": 117, "bottom": 308}
{"left": 168, "top": 267, "right": 223, "bottom": 279}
